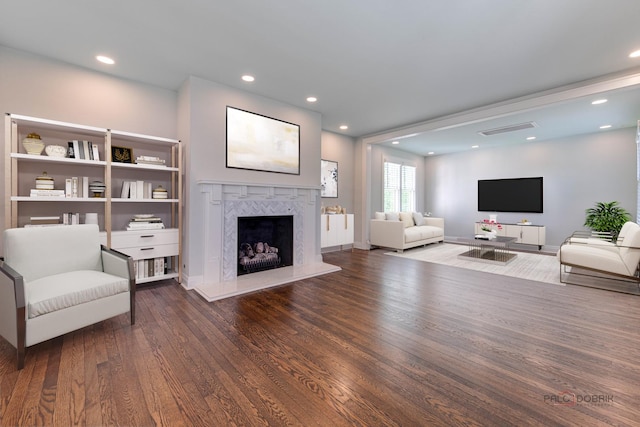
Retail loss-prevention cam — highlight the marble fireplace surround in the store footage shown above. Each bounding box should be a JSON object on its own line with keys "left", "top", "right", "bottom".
{"left": 195, "top": 181, "right": 340, "bottom": 302}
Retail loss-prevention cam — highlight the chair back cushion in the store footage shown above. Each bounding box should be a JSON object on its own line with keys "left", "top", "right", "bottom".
{"left": 617, "top": 221, "right": 639, "bottom": 244}
{"left": 618, "top": 225, "right": 640, "bottom": 275}
{"left": 3, "top": 224, "right": 102, "bottom": 283}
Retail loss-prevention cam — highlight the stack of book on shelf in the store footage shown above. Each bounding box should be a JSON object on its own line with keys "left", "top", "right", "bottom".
{"left": 30, "top": 189, "right": 66, "bottom": 198}
{"left": 24, "top": 216, "right": 61, "bottom": 227}
{"left": 133, "top": 257, "right": 170, "bottom": 280}
{"left": 67, "top": 140, "right": 100, "bottom": 161}
{"left": 127, "top": 214, "right": 165, "bottom": 231}
{"left": 135, "top": 155, "right": 165, "bottom": 166}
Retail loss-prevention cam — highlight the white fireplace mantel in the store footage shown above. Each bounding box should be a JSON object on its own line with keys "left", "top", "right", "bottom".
{"left": 193, "top": 181, "right": 340, "bottom": 302}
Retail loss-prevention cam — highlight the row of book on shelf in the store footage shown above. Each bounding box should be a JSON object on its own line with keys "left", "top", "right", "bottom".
{"left": 25, "top": 215, "right": 167, "bottom": 230}
{"left": 30, "top": 176, "right": 103, "bottom": 198}
{"left": 121, "top": 180, "right": 166, "bottom": 199}
{"left": 24, "top": 213, "right": 96, "bottom": 227}
{"left": 134, "top": 257, "right": 173, "bottom": 280}
{"left": 68, "top": 140, "right": 100, "bottom": 161}
{"left": 30, "top": 178, "right": 168, "bottom": 199}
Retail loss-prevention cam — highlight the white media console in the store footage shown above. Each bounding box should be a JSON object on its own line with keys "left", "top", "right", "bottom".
{"left": 474, "top": 222, "right": 546, "bottom": 250}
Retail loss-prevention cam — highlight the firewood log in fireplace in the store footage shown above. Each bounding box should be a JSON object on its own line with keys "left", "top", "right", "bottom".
{"left": 239, "top": 241, "right": 281, "bottom": 273}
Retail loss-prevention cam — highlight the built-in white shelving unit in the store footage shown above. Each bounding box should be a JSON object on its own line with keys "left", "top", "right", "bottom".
{"left": 4, "top": 113, "right": 182, "bottom": 284}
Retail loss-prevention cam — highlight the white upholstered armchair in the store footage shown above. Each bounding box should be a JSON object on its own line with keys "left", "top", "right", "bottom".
{"left": 0, "top": 224, "right": 135, "bottom": 370}
{"left": 557, "top": 222, "right": 640, "bottom": 292}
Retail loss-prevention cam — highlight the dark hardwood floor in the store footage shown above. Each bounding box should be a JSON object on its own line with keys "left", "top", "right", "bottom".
{"left": 1, "top": 249, "right": 639, "bottom": 426}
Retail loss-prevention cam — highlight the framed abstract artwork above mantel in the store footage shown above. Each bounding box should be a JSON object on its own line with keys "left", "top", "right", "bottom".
{"left": 226, "top": 106, "right": 300, "bottom": 175}
{"left": 321, "top": 159, "right": 338, "bottom": 198}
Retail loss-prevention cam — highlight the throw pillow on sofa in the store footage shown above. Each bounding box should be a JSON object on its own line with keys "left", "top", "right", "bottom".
{"left": 399, "top": 212, "right": 414, "bottom": 228}
{"left": 385, "top": 212, "right": 400, "bottom": 221}
{"left": 412, "top": 212, "right": 425, "bottom": 226}
{"left": 374, "top": 212, "right": 386, "bottom": 220}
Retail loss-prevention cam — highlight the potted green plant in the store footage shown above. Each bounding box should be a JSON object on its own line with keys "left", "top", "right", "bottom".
{"left": 584, "top": 201, "right": 632, "bottom": 239}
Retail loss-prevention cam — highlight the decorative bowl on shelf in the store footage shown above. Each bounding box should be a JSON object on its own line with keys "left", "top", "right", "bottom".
{"left": 45, "top": 144, "right": 67, "bottom": 158}
{"left": 22, "top": 133, "right": 45, "bottom": 155}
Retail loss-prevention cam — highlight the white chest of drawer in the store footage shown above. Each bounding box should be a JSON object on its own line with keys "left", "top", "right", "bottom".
{"left": 110, "top": 228, "right": 179, "bottom": 260}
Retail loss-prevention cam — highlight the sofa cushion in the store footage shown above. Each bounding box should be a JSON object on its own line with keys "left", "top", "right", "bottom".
{"left": 385, "top": 212, "right": 400, "bottom": 221}
{"left": 399, "top": 212, "right": 414, "bottom": 228}
{"left": 26, "top": 270, "right": 130, "bottom": 319}
{"left": 412, "top": 212, "right": 425, "bottom": 226}
{"left": 418, "top": 225, "right": 443, "bottom": 240}
{"left": 404, "top": 227, "right": 424, "bottom": 243}
{"left": 374, "top": 211, "right": 386, "bottom": 220}
{"left": 404, "top": 225, "right": 443, "bottom": 243}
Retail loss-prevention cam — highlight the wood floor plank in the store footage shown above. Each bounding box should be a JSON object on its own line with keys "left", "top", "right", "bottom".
{"left": 1, "top": 248, "right": 639, "bottom": 426}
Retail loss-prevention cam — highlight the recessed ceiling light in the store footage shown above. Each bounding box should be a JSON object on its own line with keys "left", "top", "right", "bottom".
{"left": 629, "top": 49, "right": 640, "bottom": 58}
{"left": 591, "top": 99, "right": 608, "bottom": 105}
{"left": 428, "top": 151, "right": 435, "bottom": 155}
{"left": 600, "top": 125, "right": 612, "bottom": 129}
{"left": 471, "top": 145, "right": 479, "bottom": 149}
{"left": 241, "top": 75, "right": 255, "bottom": 82}
{"left": 391, "top": 141, "right": 399, "bottom": 145}
{"left": 526, "top": 136, "right": 536, "bottom": 141}
{"left": 339, "top": 125, "right": 348, "bottom": 130}
{"left": 96, "top": 55, "right": 115, "bottom": 65}
{"left": 306, "top": 96, "right": 317, "bottom": 103}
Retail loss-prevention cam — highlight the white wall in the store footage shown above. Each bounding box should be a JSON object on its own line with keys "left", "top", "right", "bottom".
{"left": 320, "top": 131, "right": 355, "bottom": 214}
{"left": 424, "top": 127, "right": 637, "bottom": 247}
{"left": 0, "top": 47, "right": 177, "bottom": 137}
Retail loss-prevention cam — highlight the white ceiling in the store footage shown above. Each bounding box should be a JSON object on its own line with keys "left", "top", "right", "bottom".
{"left": 1, "top": 0, "right": 640, "bottom": 155}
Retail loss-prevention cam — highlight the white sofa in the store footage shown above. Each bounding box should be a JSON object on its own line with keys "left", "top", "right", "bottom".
{"left": 370, "top": 212, "right": 444, "bottom": 252}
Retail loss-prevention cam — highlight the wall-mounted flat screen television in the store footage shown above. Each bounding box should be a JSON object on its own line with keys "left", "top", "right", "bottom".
{"left": 478, "top": 177, "right": 543, "bottom": 213}
{"left": 226, "top": 106, "right": 300, "bottom": 175}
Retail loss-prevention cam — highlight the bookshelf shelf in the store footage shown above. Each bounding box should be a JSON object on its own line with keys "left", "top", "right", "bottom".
{"left": 10, "top": 196, "right": 107, "bottom": 202}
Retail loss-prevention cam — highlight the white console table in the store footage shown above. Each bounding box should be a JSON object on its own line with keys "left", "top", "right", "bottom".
{"left": 321, "top": 214, "right": 354, "bottom": 249}
{"left": 475, "top": 222, "right": 545, "bottom": 250}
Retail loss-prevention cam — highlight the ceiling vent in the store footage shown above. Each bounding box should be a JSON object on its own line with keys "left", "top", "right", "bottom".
{"left": 478, "top": 121, "right": 537, "bottom": 136}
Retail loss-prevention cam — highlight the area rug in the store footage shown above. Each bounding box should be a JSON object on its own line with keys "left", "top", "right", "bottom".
{"left": 386, "top": 243, "right": 563, "bottom": 286}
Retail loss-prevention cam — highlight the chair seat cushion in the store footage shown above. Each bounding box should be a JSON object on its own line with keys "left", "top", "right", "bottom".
{"left": 558, "top": 245, "right": 630, "bottom": 276}
{"left": 26, "top": 270, "right": 129, "bottom": 319}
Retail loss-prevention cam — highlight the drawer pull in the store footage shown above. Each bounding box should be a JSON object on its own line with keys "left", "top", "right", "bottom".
{"left": 140, "top": 235, "right": 155, "bottom": 238}
{"left": 140, "top": 247, "right": 154, "bottom": 251}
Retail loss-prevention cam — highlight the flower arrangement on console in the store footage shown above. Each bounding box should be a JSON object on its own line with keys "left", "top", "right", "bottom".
{"left": 480, "top": 219, "right": 503, "bottom": 234}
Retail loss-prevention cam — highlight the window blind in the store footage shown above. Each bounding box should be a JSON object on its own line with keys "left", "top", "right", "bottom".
{"left": 384, "top": 161, "right": 416, "bottom": 212}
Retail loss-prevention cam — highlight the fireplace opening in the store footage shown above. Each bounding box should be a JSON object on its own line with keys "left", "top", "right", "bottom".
{"left": 237, "top": 215, "right": 293, "bottom": 276}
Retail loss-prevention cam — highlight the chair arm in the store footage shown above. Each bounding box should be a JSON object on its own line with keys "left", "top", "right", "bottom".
{"left": 423, "top": 217, "right": 444, "bottom": 229}
{"left": 101, "top": 246, "right": 135, "bottom": 287}
{"left": 102, "top": 246, "right": 136, "bottom": 325}
{"left": 563, "top": 230, "right": 614, "bottom": 246}
{"left": 370, "top": 219, "right": 405, "bottom": 249}
{"left": 0, "top": 260, "right": 26, "bottom": 350}
{"left": 570, "top": 230, "right": 613, "bottom": 240}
